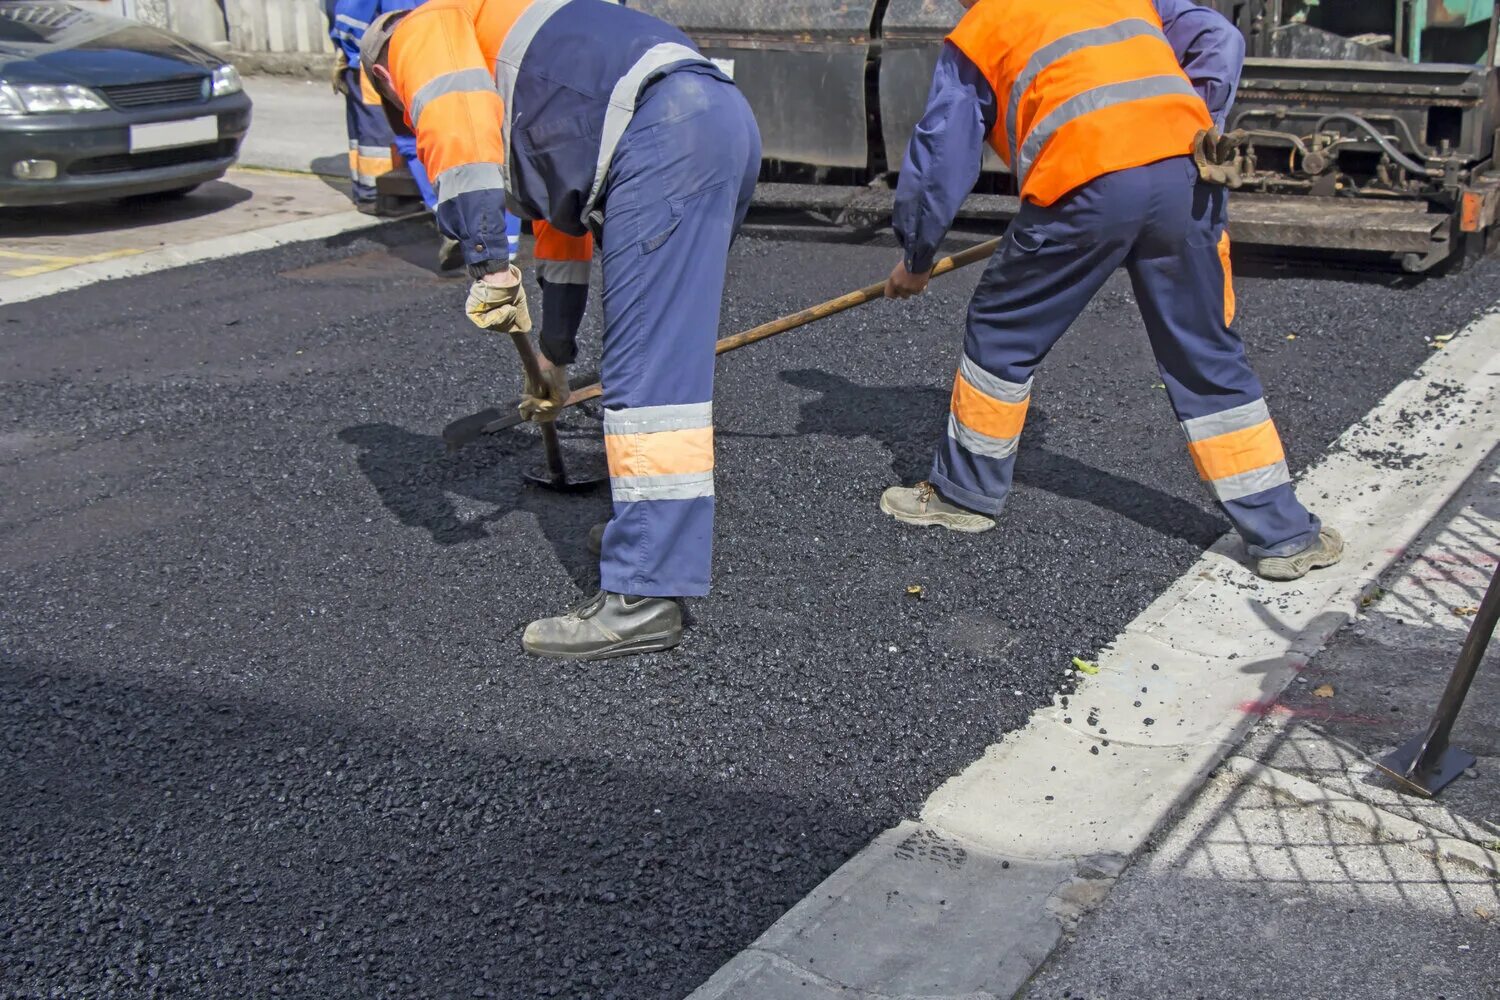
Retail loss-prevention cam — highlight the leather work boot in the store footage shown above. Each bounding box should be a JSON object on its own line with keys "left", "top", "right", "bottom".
{"left": 1255, "top": 527, "right": 1345, "bottom": 581}
{"left": 522, "top": 591, "right": 683, "bottom": 660}
{"left": 880, "top": 481, "right": 996, "bottom": 534}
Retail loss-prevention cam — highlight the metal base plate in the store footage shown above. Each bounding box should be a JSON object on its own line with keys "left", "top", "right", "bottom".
{"left": 522, "top": 464, "right": 607, "bottom": 493}
{"left": 1375, "top": 733, "right": 1478, "bottom": 799}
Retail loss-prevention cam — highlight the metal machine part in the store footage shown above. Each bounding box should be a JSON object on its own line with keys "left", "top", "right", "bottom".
{"left": 641, "top": 0, "right": 1500, "bottom": 271}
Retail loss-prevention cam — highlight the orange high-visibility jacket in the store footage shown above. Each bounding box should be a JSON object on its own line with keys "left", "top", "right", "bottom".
{"left": 384, "top": 0, "right": 720, "bottom": 272}
{"left": 949, "top": 0, "right": 1213, "bottom": 205}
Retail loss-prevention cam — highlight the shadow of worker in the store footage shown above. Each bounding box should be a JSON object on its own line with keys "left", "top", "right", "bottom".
{"left": 337, "top": 422, "right": 609, "bottom": 591}
{"left": 780, "top": 368, "right": 1227, "bottom": 548}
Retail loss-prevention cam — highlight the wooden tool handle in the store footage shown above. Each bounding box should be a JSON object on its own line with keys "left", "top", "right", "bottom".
{"left": 453, "top": 237, "right": 1002, "bottom": 445}
{"left": 508, "top": 331, "right": 568, "bottom": 479}
{"left": 711, "top": 237, "right": 1001, "bottom": 356}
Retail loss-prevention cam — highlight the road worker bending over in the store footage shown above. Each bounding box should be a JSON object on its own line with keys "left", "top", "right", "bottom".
{"left": 880, "top": 0, "right": 1343, "bottom": 581}
{"left": 361, "top": 0, "right": 760, "bottom": 658}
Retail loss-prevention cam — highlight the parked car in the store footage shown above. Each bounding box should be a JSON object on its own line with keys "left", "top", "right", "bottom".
{"left": 0, "top": 0, "right": 252, "bottom": 207}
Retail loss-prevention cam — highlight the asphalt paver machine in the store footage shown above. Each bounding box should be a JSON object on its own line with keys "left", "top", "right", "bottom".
{"left": 634, "top": 0, "right": 1500, "bottom": 271}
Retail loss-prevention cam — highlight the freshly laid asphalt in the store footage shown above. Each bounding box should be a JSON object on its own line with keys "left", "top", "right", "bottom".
{"left": 3, "top": 217, "right": 1497, "bottom": 998}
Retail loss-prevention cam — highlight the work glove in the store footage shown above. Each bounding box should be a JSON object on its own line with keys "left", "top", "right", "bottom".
{"left": 465, "top": 267, "right": 533, "bottom": 335}
{"left": 331, "top": 51, "right": 350, "bottom": 96}
{"left": 519, "top": 364, "right": 570, "bottom": 424}
{"left": 1192, "top": 127, "right": 1246, "bottom": 188}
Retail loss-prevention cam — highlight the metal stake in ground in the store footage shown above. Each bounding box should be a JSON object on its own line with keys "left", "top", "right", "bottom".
{"left": 443, "top": 236, "right": 1004, "bottom": 451}
{"left": 507, "top": 331, "right": 606, "bottom": 492}
{"left": 1375, "top": 558, "right": 1499, "bottom": 798}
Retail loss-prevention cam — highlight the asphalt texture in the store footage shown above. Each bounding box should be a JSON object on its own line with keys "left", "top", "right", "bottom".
{"left": 3, "top": 216, "right": 1498, "bottom": 998}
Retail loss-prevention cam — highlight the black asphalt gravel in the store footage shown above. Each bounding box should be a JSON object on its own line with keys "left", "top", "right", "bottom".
{"left": 3, "top": 217, "right": 1497, "bottom": 998}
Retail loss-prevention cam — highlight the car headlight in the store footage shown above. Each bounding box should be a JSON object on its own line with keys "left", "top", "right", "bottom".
{"left": 211, "top": 65, "right": 242, "bottom": 97}
{"left": 0, "top": 81, "right": 107, "bottom": 115}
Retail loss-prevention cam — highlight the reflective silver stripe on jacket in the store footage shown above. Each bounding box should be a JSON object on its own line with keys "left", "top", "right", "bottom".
{"left": 610, "top": 472, "right": 715, "bottom": 503}
{"left": 335, "top": 13, "right": 369, "bottom": 30}
{"left": 494, "top": 0, "right": 570, "bottom": 196}
{"left": 409, "top": 67, "right": 497, "bottom": 131}
{"left": 582, "top": 41, "right": 709, "bottom": 221}
{"left": 434, "top": 161, "right": 505, "bottom": 206}
{"left": 946, "top": 415, "right": 1021, "bottom": 461}
{"left": 537, "top": 259, "right": 591, "bottom": 284}
{"left": 1180, "top": 398, "right": 1271, "bottom": 443}
{"left": 958, "top": 355, "right": 1030, "bottom": 404}
{"left": 1016, "top": 74, "right": 1198, "bottom": 183}
{"left": 605, "top": 402, "right": 712, "bottom": 435}
{"left": 1209, "top": 462, "right": 1291, "bottom": 502}
{"left": 1005, "top": 18, "right": 1162, "bottom": 168}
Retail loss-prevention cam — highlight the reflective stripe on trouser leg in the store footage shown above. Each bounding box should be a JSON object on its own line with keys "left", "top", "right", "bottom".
{"left": 930, "top": 194, "right": 1131, "bottom": 516}
{"left": 347, "top": 66, "right": 393, "bottom": 203}
{"left": 931, "top": 354, "right": 1031, "bottom": 517}
{"left": 596, "top": 73, "right": 760, "bottom": 598}
{"left": 1127, "top": 176, "right": 1318, "bottom": 558}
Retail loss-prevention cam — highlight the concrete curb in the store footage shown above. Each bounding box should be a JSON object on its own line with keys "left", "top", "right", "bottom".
{"left": 1223, "top": 756, "right": 1500, "bottom": 879}
{"left": 229, "top": 50, "right": 336, "bottom": 79}
{"left": 0, "top": 210, "right": 405, "bottom": 307}
{"left": 687, "top": 312, "right": 1500, "bottom": 1000}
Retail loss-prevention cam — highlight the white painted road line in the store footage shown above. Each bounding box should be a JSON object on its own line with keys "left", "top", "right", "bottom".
{"left": 0, "top": 210, "right": 394, "bottom": 307}
{"left": 689, "top": 312, "right": 1500, "bottom": 1000}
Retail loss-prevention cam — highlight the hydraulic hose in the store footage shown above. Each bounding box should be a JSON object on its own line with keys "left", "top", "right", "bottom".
{"left": 1312, "top": 112, "right": 1441, "bottom": 177}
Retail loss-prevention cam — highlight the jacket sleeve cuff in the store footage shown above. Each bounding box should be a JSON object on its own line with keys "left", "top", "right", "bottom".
{"left": 905, "top": 246, "right": 938, "bottom": 275}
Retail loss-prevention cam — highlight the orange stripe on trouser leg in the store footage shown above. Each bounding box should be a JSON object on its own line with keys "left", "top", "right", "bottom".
{"left": 951, "top": 373, "right": 1029, "bottom": 440}
{"left": 605, "top": 427, "right": 715, "bottom": 479}
{"left": 359, "top": 67, "right": 382, "bottom": 106}
{"left": 357, "top": 153, "right": 394, "bottom": 178}
{"left": 1188, "top": 420, "right": 1285, "bottom": 482}
{"left": 1218, "top": 232, "right": 1236, "bottom": 327}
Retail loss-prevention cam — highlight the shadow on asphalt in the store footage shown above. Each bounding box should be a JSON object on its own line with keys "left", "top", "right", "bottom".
{"left": 777, "top": 368, "right": 1227, "bottom": 549}
{"left": 337, "top": 418, "right": 610, "bottom": 593}
{"left": 0, "top": 654, "right": 867, "bottom": 996}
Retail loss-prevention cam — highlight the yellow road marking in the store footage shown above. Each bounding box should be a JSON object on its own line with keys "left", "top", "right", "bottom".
{"left": 0, "top": 248, "right": 87, "bottom": 263}
{"left": 1, "top": 247, "right": 144, "bottom": 277}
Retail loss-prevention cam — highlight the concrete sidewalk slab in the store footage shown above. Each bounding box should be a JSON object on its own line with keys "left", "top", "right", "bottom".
{"left": 1026, "top": 771, "right": 1499, "bottom": 1000}
{"left": 687, "top": 313, "right": 1500, "bottom": 999}
{"left": 0, "top": 170, "right": 392, "bottom": 305}
{"left": 239, "top": 75, "right": 350, "bottom": 177}
{"left": 1029, "top": 445, "right": 1500, "bottom": 1000}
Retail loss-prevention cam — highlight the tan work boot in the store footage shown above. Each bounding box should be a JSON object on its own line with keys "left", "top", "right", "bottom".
{"left": 1256, "top": 527, "right": 1344, "bottom": 581}
{"left": 879, "top": 481, "right": 996, "bottom": 534}
{"left": 522, "top": 591, "right": 683, "bottom": 660}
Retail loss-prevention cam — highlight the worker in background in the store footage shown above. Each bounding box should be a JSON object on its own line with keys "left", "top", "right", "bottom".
{"left": 361, "top": 0, "right": 760, "bottom": 659}
{"left": 332, "top": 0, "right": 521, "bottom": 265}
{"left": 880, "top": 0, "right": 1343, "bottom": 582}
{"left": 329, "top": 0, "right": 395, "bottom": 212}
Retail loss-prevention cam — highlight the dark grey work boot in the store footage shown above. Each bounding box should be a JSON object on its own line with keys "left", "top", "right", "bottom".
{"left": 522, "top": 591, "right": 683, "bottom": 660}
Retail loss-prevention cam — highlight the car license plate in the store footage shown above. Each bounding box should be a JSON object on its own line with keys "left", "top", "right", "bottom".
{"left": 129, "top": 116, "right": 218, "bottom": 153}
